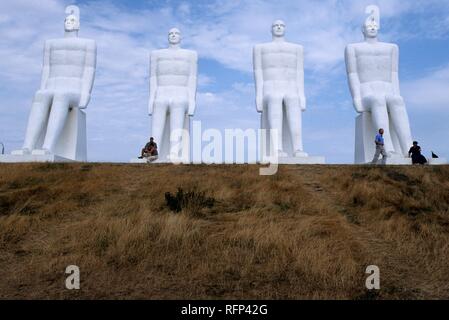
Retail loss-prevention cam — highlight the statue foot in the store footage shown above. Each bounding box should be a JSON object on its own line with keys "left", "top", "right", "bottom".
{"left": 32, "top": 149, "right": 52, "bottom": 156}
{"left": 11, "top": 148, "right": 31, "bottom": 155}
{"left": 294, "top": 150, "right": 309, "bottom": 158}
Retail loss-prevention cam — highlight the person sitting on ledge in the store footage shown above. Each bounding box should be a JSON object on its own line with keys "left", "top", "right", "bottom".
{"left": 139, "top": 137, "right": 158, "bottom": 161}
{"left": 409, "top": 141, "right": 427, "bottom": 165}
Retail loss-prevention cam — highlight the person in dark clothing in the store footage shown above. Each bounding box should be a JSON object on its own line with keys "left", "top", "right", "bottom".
{"left": 139, "top": 137, "right": 158, "bottom": 159}
{"left": 408, "top": 141, "right": 427, "bottom": 165}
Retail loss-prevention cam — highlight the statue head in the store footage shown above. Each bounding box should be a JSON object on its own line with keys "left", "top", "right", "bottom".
{"left": 65, "top": 5, "right": 80, "bottom": 32}
{"left": 362, "top": 5, "right": 380, "bottom": 39}
{"left": 271, "top": 20, "right": 286, "bottom": 38}
{"left": 168, "top": 28, "right": 182, "bottom": 46}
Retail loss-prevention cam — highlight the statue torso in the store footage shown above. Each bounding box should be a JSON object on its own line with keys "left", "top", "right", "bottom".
{"left": 351, "top": 42, "right": 395, "bottom": 84}
{"left": 153, "top": 49, "right": 195, "bottom": 89}
{"left": 258, "top": 42, "right": 301, "bottom": 84}
{"left": 46, "top": 38, "right": 94, "bottom": 92}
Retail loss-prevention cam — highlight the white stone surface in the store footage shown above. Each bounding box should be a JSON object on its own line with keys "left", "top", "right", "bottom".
{"left": 10, "top": 5, "right": 96, "bottom": 162}
{"left": 129, "top": 157, "right": 175, "bottom": 164}
{"left": 355, "top": 112, "right": 404, "bottom": 164}
{"left": 0, "top": 154, "right": 74, "bottom": 163}
{"left": 346, "top": 5, "right": 413, "bottom": 164}
{"left": 130, "top": 158, "right": 148, "bottom": 164}
{"left": 253, "top": 20, "right": 325, "bottom": 164}
{"left": 260, "top": 156, "right": 326, "bottom": 165}
{"left": 254, "top": 20, "right": 308, "bottom": 159}
{"left": 148, "top": 28, "right": 197, "bottom": 164}
{"left": 371, "top": 158, "right": 412, "bottom": 165}
{"left": 429, "top": 158, "right": 447, "bottom": 165}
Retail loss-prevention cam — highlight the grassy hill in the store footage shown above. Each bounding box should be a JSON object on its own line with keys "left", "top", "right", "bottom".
{"left": 0, "top": 163, "right": 448, "bottom": 299}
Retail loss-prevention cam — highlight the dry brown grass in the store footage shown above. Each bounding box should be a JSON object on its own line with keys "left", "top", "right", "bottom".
{"left": 0, "top": 163, "right": 448, "bottom": 299}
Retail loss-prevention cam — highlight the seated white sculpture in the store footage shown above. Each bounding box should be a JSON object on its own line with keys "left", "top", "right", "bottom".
{"left": 149, "top": 28, "right": 197, "bottom": 163}
{"left": 345, "top": 5, "right": 413, "bottom": 164}
{"left": 253, "top": 20, "right": 308, "bottom": 159}
{"left": 12, "top": 5, "right": 96, "bottom": 162}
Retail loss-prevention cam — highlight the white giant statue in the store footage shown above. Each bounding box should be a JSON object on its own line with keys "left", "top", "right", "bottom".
{"left": 345, "top": 5, "right": 413, "bottom": 164}
{"left": 12, "top": 5, "right": 96, "bottom": 162}
{"left": 149, "top": 28, "right": 198, "bottom": 163}
{"left": 254, "top": 20, "right": 307, "bottom": 160}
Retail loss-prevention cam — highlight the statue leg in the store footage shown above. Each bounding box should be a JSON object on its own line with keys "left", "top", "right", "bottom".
{"left": 387, "top": 96, "right": 413, "bottom": 156}
{"left": 169, "top": 102, "right": 188, "bottom": 159}
{"left": 151, "top": 102, "right": 168, "bottom": 151}
{"left": 266, "top": 96, "right": 285, "bottom": 156}
{"left": 285, "top": 96, "right": 306, "bottom": 157}
{"left": 22, "top": 91, "right": 53, "bottom": 151}
{"left": 42, "top": 93, "right": 79, "bottom": 153}
{"left": 363, "top": 96, "right": 395, "bottom": 154}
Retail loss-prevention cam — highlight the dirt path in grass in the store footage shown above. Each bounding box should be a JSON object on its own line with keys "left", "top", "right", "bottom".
{"left": 286, "top": 166, "right": 441, "bottom": 299}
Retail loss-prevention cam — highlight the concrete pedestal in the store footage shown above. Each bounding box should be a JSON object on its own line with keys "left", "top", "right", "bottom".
{"left": 429, "top": 158, "right": 447, "bottom": 165}
{"left": 54, "top": 108, "right": 87, "bottom": 161}
{"left": 5, "top": 108, "right": 87, "bottom": 163}
{"left": 130, "top": 157, "right": 191, "bottom": 164}
{"left": 371, "top": 157, "right": 412, "bottom": 165}
{"left": 130, "top": 158, "right": 162, "bottom": 164}
{"left": 0, "top": 154, "right": 74, "bottom": 163}
{"left": 260, "top": 156, "right": 326, "bottom": 165}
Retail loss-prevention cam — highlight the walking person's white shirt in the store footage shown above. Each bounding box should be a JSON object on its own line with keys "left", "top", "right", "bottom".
{"left": 12, "top": 5, "right": 96, "bottom": 162}
{"left": 148, "top": 28, "right": 198, "bottom": 163}
{"left": 345, "top": 5, "right": 413, "bottom": 163}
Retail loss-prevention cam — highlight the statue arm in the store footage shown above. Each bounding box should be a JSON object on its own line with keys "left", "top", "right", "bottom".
{"left": 253, "top": 46, "right": 264, "bottom": 113}
{"left": 392, "top": 45, "right": 401, "bottom": 96}
{"left": 79, "top": 41, "right": 97, "bottom": 109}
{"left": 297, "top": 46, "right": 306, "bottom": 111}
{"left": 39, "top": 41, "right": 51, "bottom": 91}
{"left": 345, "top": 45, "right": 364, "bottom": 113}
{"left": 148, "top": 52, "right": 157, "bottom": 115}
{"left": 188, "top": 52, "right": 198, "bottom": 116}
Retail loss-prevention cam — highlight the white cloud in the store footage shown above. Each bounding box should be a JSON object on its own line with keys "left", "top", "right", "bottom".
{"left": 198, "top": 74, "right": 215, "bottom": 87}
{"left": 1, "top": 0, "right": 449, "bottom": 162}
{"left": 402, "top": 65, "right": 449, "bottom": 111}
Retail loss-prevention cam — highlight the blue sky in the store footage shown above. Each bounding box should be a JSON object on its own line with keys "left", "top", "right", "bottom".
{"left": 1, "top": 0, "right": 448, "bottom": 163}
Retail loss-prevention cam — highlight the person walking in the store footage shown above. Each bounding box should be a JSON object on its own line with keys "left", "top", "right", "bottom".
{"left": 371, "top": 128, "right": 387, "bottom": 165}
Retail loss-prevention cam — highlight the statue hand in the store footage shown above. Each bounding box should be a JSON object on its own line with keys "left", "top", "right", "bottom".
{"left": 148, "top": 100, "right": 154, "bottom": 115}
{"left": 79, "top": 94, "right": 90, "bottom": 109}
{"left": 188, "top": 102, "right": 195, "bottom": 116}
{"left": 256, "top": 96, "right": 263, "bottom": 113}
{"left": 354, "top": 98, "right": 364, "bottom": 113}
{"left": 300, "top": 96, "right": 306, "bottom": 111}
